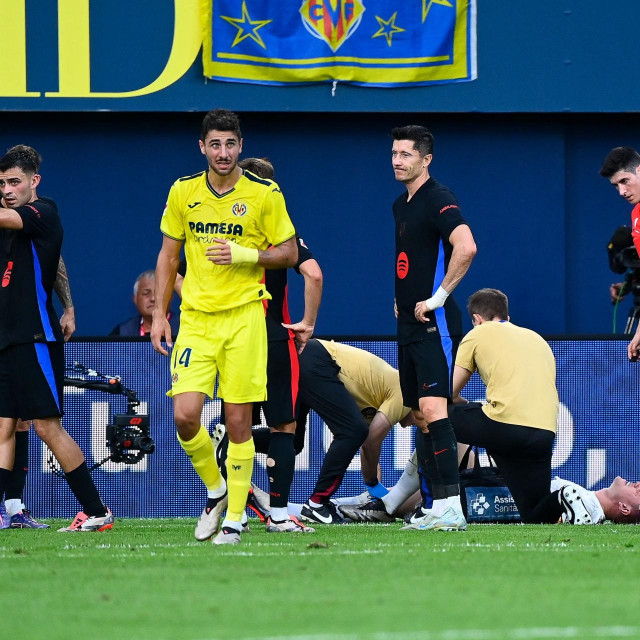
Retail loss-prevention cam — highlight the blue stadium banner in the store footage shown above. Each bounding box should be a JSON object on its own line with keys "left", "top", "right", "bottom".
{"left": 24, "top": 338, "right": 640, "bottom": 519}
{"left": 202, "top": 1, "right": 477, "bottom": 87}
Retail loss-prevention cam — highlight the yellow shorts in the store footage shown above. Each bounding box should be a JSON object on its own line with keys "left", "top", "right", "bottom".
{"left": 168, "top": 302, "right": 267, "bottom": 404}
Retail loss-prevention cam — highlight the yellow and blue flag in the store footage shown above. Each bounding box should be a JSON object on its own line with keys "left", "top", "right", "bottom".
{"left": 202, "top": 1, "right": 476, "bottom": 87}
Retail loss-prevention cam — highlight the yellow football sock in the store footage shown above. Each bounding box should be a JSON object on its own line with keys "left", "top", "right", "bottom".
{"left": 177, "top": 426, "right": 223, "bottom": 492}
{"left": 226, "top": 438, "right": 255, "bottom": 521}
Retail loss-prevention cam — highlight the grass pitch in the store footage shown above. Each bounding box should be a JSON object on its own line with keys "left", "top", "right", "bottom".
{"left": 3, "top": 519, "right": 639, "bottom": 640}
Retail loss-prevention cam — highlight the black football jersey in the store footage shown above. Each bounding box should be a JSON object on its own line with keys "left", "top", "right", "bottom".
{"left": 0, "top": 196, "right": 64, "bottom": 349}
{"left": 393, "top": 178, "right": 467, "bottom": 345}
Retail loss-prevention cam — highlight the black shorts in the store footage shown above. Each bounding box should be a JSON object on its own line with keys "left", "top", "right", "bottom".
{"left": 261, "top": 338, "right": 299, "bottom": 427}
{"left": 0, "top": 342, "right": 65, "bottom": 420}
{"left": 221, "top": 337, "right": 299, "bottom": 428}
{"left": 448, "top": 402, "right": 555, "bottom": 522}
{"left": 399, "top": 336, "right": 460, "bottom": 408}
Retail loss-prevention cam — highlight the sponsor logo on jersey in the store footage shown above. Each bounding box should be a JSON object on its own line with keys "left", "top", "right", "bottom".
{"left": 439, "top": 204, "right": 459, "bottom": 214}
{"left": 187, "top": 201, "right": 202, "bottom": 209}
{"left": 188, "top": 221, "right": 244, "bottom": 240}
{"left": 232, "top": 202, "right": 247, "bottom": 217}
{"left": 396, "top": 252, "right": 409, "bottom": 279}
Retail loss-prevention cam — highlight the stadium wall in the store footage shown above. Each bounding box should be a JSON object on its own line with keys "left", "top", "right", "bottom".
{"left": 28, "top": 338, "right": 640, "bottom": 518}
{"left": 1, "top": 111, "right": 638, "bottom": 337}
{"left": 2, "top": 1, "right": 640, "bottom": 336}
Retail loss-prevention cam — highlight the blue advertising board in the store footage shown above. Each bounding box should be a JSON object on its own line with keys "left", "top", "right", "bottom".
{"left": 25, "top": 338, "right": 640, "bottom": 518}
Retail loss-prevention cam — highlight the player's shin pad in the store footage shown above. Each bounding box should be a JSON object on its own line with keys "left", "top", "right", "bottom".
{"left": 227, "top": 438, "right": 256, "bottom": 521}
{"left": 177, "top": 426, "right": 223, "bottom": 491}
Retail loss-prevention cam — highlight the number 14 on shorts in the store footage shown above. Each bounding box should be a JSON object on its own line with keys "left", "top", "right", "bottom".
{"left": 173, "top": 347, "right": 192, "bottom": 368}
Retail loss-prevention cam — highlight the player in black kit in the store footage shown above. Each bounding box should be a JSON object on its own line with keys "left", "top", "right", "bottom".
{"left": 0, "top": 145, "right": 112, "bottom": 532}
{"left": 391, "top": 126, "right": 476, "bottom": 531}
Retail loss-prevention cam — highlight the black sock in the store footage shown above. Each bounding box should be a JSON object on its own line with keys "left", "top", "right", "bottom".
{"left": 6, "top": 430, "right": 28, "bottom": 501}
{"left": 428, "top": 418, "right": 460, "bottom": 497}
{"left": 205, "top": 494, "right": 226, "bottom": 512}
{"left": 0, "top": 467, "right": 11, "bottom": 502}
{"left": 252, "top": 427, "right": 271, "bottom": 455}
{"left": 216, "top": 434, "right": 229, "bottom": 481}
{"left": 64, "top": 462, "right": 106, "bottom": 516}
{"left": 522, "top": 490, "right": 565, "bottom": 524}
{"left": 415, "top": 430, "right": 437, "bottom": 503}
{"left": 267, "top": 432, "right": 295, "bottom": 508}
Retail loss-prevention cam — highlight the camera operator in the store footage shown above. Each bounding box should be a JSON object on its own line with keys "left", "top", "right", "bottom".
{"left": 600, "top": 147, "right": 640, "bottom": 359}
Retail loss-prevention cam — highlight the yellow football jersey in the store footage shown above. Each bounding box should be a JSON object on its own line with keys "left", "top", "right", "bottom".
{"left": 318, "top": 340, "right": 410, "bottom": 426}
{"left": 455, "top": 321, "right": 558, "bottom": 432}
{"left": 161, "top": 169, "right": 295, "bottom": 313}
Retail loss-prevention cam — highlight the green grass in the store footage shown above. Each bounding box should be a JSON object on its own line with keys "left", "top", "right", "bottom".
{"left": 3, "top": 519, "right": 639, "bottom": 640}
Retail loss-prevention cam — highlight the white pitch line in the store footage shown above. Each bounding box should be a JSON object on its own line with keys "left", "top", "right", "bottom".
{"left": 194, "top": 626, "right": 640, "bottom": 640}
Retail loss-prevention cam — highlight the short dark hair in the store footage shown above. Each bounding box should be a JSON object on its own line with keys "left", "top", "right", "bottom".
{"left": 200, "top": 109, "right": 242, "bottom": 141}
{"left": 467, "top": 288, "right": 509, "bottom": 321}
{"left": 0, "top": 145, "right": 42, "bottom": 174}
{"left": 391, "top": 125, "right": 434, "bottom": 157}
{"left": 599, "top": 147, "right": 640, "bottom": 178}
{"left": 239, "top": 157, "right": 274, "bottom": 180}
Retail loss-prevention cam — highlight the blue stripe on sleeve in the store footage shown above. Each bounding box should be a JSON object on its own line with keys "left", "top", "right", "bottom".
{"left": 31, "top": 241, "right": 55, "bottom": 341}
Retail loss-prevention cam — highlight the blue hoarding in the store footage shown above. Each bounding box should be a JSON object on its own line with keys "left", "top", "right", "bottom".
{"left": 25, "top": 338, "right": 640, "bottom": 518}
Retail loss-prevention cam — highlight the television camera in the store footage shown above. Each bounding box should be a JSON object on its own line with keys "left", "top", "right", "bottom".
{"left": 49, "top": 362, "right": 154, "bottom": 474}
{"left": 608, "top": 225, "right": 640, "bottom": 334}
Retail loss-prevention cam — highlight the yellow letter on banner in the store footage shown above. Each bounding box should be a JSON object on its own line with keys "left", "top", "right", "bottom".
{"left": 0, "top": 0, "right": 41, "bottom": 97}
{"left": 46, "top": 0, "right": 202, "bottom": 98}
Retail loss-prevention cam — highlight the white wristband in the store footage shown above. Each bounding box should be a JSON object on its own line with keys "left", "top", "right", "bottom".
{"left": 424, "top": 286, "right": 449, "bottom": 311}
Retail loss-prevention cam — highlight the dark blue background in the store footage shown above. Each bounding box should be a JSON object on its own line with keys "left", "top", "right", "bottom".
{"left": 0, "top": 112, "right": 637, "bottom": 336}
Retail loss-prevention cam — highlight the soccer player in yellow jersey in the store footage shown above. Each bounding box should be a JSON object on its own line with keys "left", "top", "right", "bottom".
{"left": 151, "top": 109, "right": 297, "bottom": 545}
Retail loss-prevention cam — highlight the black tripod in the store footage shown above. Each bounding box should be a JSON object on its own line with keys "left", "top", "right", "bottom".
{"left": 625, "top": 302, "right": 640, "bottom": 335}
{"left": 623, "top": 279, "right": 640, "bottom": 334}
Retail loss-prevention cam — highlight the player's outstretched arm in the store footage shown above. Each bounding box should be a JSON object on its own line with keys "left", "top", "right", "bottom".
{"left": 283, "top": 258, "right": 323, "bottom": 353}
{"left": 152, "top": 235, "right": 182, "bottom": 356}
{"left": 0, "top": 207, "right": 23, "bottom": 229}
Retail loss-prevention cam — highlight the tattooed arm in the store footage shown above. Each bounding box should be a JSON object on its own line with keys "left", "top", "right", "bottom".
{"left": 54, "top": 256, "right": 75, "bottom": 341}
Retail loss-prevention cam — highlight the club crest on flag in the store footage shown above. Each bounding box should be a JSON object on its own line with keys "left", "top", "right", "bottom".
{"left": 203, "top": 1, "right": 477, "bottom": 87}
{"left": 299, "top": 0, "right": 366, "bottom": 53}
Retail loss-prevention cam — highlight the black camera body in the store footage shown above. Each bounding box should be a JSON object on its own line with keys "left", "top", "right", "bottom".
{"left": 106, "top": 413, "right": 154, "bottom": 464}
{"left": 608, "top": 226, "right": 640, "bottom": 299}
{"left": 62, "top": 363, "right": 156, "bottom": 472}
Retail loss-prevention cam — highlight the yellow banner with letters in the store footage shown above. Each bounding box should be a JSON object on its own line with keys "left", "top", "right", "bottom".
{"left": 202, "top": 0, "right": 477, "bottom": 87}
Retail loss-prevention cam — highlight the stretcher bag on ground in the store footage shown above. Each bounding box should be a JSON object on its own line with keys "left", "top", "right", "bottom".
{"left": 459, "top": 447, "right": 521, "bottom": 523}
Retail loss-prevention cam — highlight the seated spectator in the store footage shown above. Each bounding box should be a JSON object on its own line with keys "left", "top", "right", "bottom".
{"left": 110, "top": 269, "right": 179, "bottom": 337}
